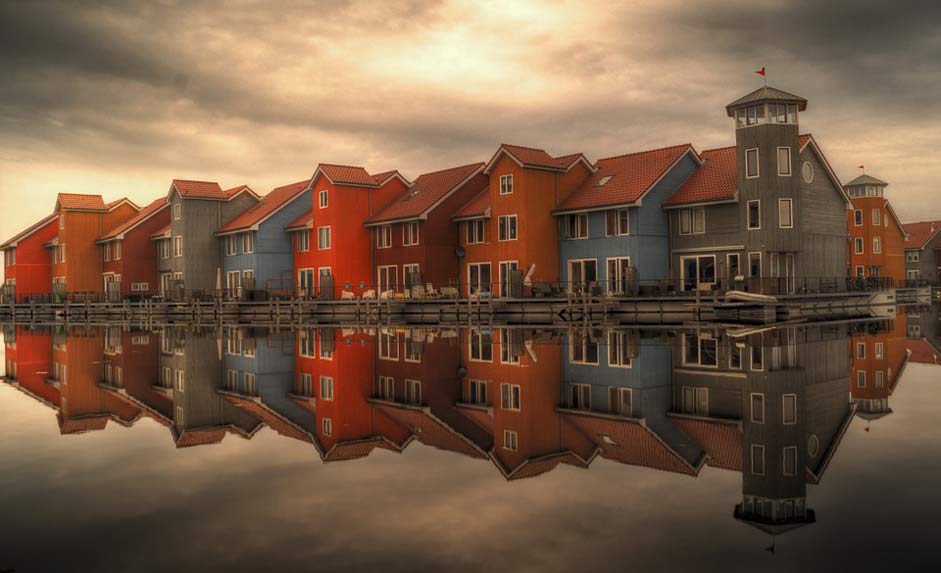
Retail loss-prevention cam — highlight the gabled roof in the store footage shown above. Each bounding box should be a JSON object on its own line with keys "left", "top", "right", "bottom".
{"left": 216, "top": 179, "right": 311, "bottom": 236}
{"left": 56, "top": 193, "right": 107, "bottom": 212}
{"left": 312, "top": 164, "right": 380, "bottom": 188}
{"left": 322, "top": 436, "right": 407, "bottom": 462}
{"left": 906, "top": 339, "right": 940, "bottom": 364}
{"left": 0, "top": 213, "right": 58, "bottom": 250}
{"left": 490, "top": 450, "right": 593, "bottom": 481}
{"left": 664, "top": 145, "right": 737, "bottom": 207}
{"left": 174, "top": 427, "right": 228, "bottom": 448}
{"left": 903, "top": 220, "right": 941, "bottom": 249}
{"left": 169, "top": 179, "right": 259, "bottom": 201}
{"left": 452, "top": 189, "right": 491, "bottom": 221}
{"left": 285, "top": 209, "right": 313, "bottom": 232}
{"left": 97, "top": 198, "right": 169, "bottom": 242}
{"left": 107, "top": 198, "right": 140, "bottom": 212}
{"left": 844, "top": 174, "right": 888, "bottom": 187}
{"left": 368, "top": 399, "right": 490, "bottom": 459}
{"left": 800, "top": 134, "right": 851, "bottom": 208}
{"left": 221, "top": 393, "right": 316, "bottom": 445}
{"left": 555, "top": 144, "right": 698, "bottom": 214}
{"left": 365, "top": 163, "right": 487, "bottom": 226}
{"left": 484, "top": 143, "right": 592, "bottom": 174}
{"left": 372, "top": 170, "right": 410, "bottom": 187}
{"left": 150, "top": 223, "right": 171, "bottom": 240}
{"left": 725, "top": 85, "right": 808, "bottom": 116}
{"left": 670, "top": 417, "right": 743, "bottom": 471}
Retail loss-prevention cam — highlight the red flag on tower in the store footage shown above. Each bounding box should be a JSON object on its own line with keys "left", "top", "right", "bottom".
{"left": 858, "top": 165, "right": 865, "bottom": 170}
{"left": 755, "top": 67, "right": 766, "bottom": 76}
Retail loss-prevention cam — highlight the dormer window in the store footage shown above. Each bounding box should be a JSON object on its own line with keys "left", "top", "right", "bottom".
{"left": 595, "top": 175, "right": 614, "bottom": 187}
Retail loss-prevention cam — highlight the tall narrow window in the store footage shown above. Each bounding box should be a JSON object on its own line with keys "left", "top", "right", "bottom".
{"left": 501, "top": 383, "right": 521, "bottom": 410}
{"left": 751, "top": 445, "right": 765, "bottom": 475}
{"left": 498, "top": 215, "right": 518, "bottom": 241}
{"left": 783, "top": 446, "right": 797, "bottom": 476}
{"left": 873, "top": 236, "right": 882, "bottom": 254}
{"left": 777, "top": 147, "right": 792, "bottom": 176}
{"left": 751, "top": 393, "right": 765, "bottom": 423}
{"left": 377, "top": 225, "right": 392, "bottom": 249}
{"left": 173, "top": 236, "right": 183, "bottom": 257}
{"left": 746, "top": 148, "right": 759, "bottom": 178}
{"left": 403, "top": 222, "right": 420, "bottom": 246}
{"left": 503, "top": 430, "right": 518, "bottom": 451}
{"left": 854, "top": 237, "right": 864, "bottom": 255}
{"left": 778, "top": 199, "right": 793, "bottom": 228}
{"left": 854, "top": 210, "right": 863, "bottom": 226}
{"left": 297, "top": 230, "right": 310, "bottom": 252}
{"left": 872, "top": 209, "right": 880, "bottom": 226}
{"left": 466, "top": 220, "right": 485, "bottom": 244}
{"left": 499, "top": 174, "right": 513, "bottom": 195}
{"left": 783, "top": 394, "right": 797, "bottom": 425}
{"left": 319, "top": 189, "right": 328, "bottom": 208}
{"left": 317, "top": 226, "right": 331, "bottom": 250}
{"left": 747, "top": 200, "right": 760, "bottom": 230}
{"left": 243, "top": 233, "right": 255, "bottom": 254}
{"left": 173, "top": 203, "right": 181, "bottom": 220}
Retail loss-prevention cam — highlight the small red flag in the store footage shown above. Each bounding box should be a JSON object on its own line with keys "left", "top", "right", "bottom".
{"left": 755, "top": 67, "right": 766, "bottom": 76}
{"left": 858, "top": 165, "right": 865, "bottom": 169}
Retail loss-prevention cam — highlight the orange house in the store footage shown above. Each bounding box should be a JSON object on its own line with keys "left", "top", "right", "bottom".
{"left": 453, "top": 144, "right": 593, "bottom": 296}
{"left": 48, "top": 194, "right": 140, "bottom": 296}
{"left": 3, "top": 326, "right": 58, "bottom": 408}
{"left": 850, "top": 313, "right": 909, "bottom": 422}
{"left": 97, "top": 198, "right": 171, "bottom": 298}
{"left": 306, "top": 165, "right": 408, "bottom": 297}
{"left": 1, "top": 213, "right": 59, "bottom": 302}
{"left": 845, "top": 174, "right": 907, "bottom": 282}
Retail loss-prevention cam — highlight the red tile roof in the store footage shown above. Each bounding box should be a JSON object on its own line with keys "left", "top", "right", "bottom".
{"left": 367, "top": 163, "right": 486, "bottom": 225}
{"left": 316, "top": 164, "right": 380, "bottom": 187}
{"left": 372, "top": 170, "right": 408, "bottom": 186}
{"left": 57, "top": 414, "right": 110, "bottom": 434}
{"left": 664, "top": 145, "right": 736, "bottom": 207}
{"left": 557, "top": 144, "right": 695, "bottom": 213}
{"left": 671, "top": 418, "right": 742, "bottom": 471}
{"left": 222, "top": 394, "right": 315, "bottom": 444}
{"left": 171, "top": 180, "right": 257, "bottom": 201}
{"left": 106, "top": 198, "right": 140, "bottom": 211}
{"left": 175, "top": 427, "right": 228, "bottom": 448}
{"left": 150, "top": 223, "right": 171, "bottom": 239}
{"left": 285, "top": 209, "right": 313, "bottom": 231}
{"left": 0, "top": 213, "right": 58, "bottom": 250}
{"left": 99, "top": 198, "right": 169, "bottom": 241}
{"left": 902, "top": 220, "right": 941, "bottom": 249}
{"left": 501, "top": 452, "right": 591, "bottom": 481}
{"left": 906, "top": 339, "right": 940, "bottom": 364}
{"left": 216, "top": 179, "right": 310, "bottom": 235}
{"left": 485, "top": 144, "right": 590, "bottom": 174}
{"left": 57, "top": 193, "right": 107, "bottom": 212}
{"left": 323, "top": 437, "right": 401, "bottom": 462}
{"left": 452, "top": 189, "right": 490, "bottom": 221}
{"left": 371, "top": 401, "right": 489, "bottom": 459}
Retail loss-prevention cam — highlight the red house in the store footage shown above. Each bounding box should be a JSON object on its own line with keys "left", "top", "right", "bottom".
{"left": 364, "top": 163, "right": 488, "bottom": 295}
{"left": 1, "top": 213, "right": 59, "bottom": 302}
{"left": 96, "top": 198, "right": 171, "bottom": 298}
{"left": 306, "top": 164, "right": 408, "bottom": 297}
{"left": 3, "top": 326, "right": 58, "bottom": 409}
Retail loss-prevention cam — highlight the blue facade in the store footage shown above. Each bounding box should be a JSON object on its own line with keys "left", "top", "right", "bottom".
{"left": 558, "top": 154, "right": 698, "bottom": 290}
{"left": 221, "top": 188, "right": 311, "bottom": 290}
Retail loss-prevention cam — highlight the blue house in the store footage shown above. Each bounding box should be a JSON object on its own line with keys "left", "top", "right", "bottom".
{"left": 558, "top": 329, "right": 705, "bottom": 474}
{"left": 215, "top": 179, "right": 312, "bottom": 296}
{"left": 553, "top": 144, "right": 700, "bottom": 294}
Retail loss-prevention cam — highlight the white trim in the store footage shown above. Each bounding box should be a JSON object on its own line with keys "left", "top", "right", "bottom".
{"left": 747, "top": 200, "right": 761, "bottom": 230}
{"left": 497, "top": 214, "right": 518, "bottom": 242}
{"left": 777, "top": 146, "right": 792, "bottom": 176}
{"left": 750, "top": 392, "right": 765, "bottom": 424}
{"left": 745, "top": 148, "right": 760, "bottom": 179}
{"left": 317, "top": 226, "right": 332, "bottom": 250}
{"left": 778, "top": 198, "right": 794, "bottom": 229}
{"left": 748, "top": 251, "right": 762, "bottom": 278}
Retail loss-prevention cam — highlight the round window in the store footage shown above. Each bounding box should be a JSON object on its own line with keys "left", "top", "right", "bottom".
{"left": 808, "top": 434, "right": 820, "bottom": 457}
{"left": 802, "top": 161, "right": 814, "bottom": 183}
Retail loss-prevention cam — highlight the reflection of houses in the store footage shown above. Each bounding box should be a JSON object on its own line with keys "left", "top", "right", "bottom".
{"left": 668, "top": 326, "right": 855, "bottom": 535}
{"left": 97, "top": 327, "right": 174, "bottom": 427}
{"left": 902, "top": 220, "right": 941, "bottom": 284}
{"left": 850, "top": 314, "right": 909, "bottom": 422}
{"left": 905, "top": 304, "right": 941, "bottom": 365}
{"left": 2, "top": 326, "right": 58, "bottom": 409}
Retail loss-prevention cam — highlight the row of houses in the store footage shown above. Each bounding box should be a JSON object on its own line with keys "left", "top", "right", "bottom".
{"left": 2, "top": 84, "right": 939, "bottom": 303}
{"left": 5, "top": 309, "right": 936, "bottom": 531}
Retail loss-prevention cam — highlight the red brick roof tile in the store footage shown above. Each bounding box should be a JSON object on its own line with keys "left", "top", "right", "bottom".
{"left": 906, "top": 339, "right": 940, "bottom": 364}
{"left": 671, "top": 418, "right": 742, "bottom": 471}
{"left": 216, "top": 179, "right": 310, "bottom": 235}
{"left": 372, "top": 170, "right": 408, "bottom": 186}
{"left": 285, "top": 208, "right": 313, "bottom": 231}
{"left": 503, "top": 452, "right": 590, "bottom": 481}
{"left": 371, "top": 402, "right": 488, "bottom": 459}
{"left": 150, "top": 223, "right": 171, "bottom": 239}
{"left": 452, "top": 189, "right": 490, "bottom": 221}
{"left": 57, "top": 193, "right": 107, "bottom": 212}
{"left": 903, "top": 220, "right": 941, "bottom": 249}
{"left": 175, "top": 427, "right": 228, "bottom": 448}
{"left": 222, "top": 395, "right": 315, "bottom": 444}
{"left": 367, "top": 163, "right": 486, "bottom": 225}
{"left": 0, "top": 213, "right": 58, "bottom": 250}
{"left": 664, "top": 146, "right": 737, "bottom": 207}
{"left": 99, "top": 198, "right": 169, "bottom": 241}
{"left": 485, "top": 144, "right": 590, "bottom": 174}
{"left": 171, "top": 180, "right": 257, "bottom": 201}
{"left": 557, "top": 144, "right": 695, "bottom": 213}
{"left": 106, "top": 198, "right": 140, "bottom": 211}
{"left": 57, "top": 414, "right": 110, "bottom": 434}
{"left": 316, "top": 164, "right": 380, "bottom": 187}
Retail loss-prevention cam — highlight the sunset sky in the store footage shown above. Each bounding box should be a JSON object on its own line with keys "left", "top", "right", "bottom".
{"left": 2, "top": 0, "right": 940, "bottom": 245}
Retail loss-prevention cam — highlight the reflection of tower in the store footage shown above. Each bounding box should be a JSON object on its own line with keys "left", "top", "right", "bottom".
{"left": 850, "top": 313, "right": 909, "bottom": 425}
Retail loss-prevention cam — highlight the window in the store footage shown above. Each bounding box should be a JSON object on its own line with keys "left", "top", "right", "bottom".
{"left": 857, "top": 370, "right": 866, "bottom": 388}
{"left": 175, "top": 370, "right": 185, "bottom": 392}
{"left": 570, "top": 331, "right": 599, "bottom": 364}
{"left": 747, "top": 200, "right": 760, "bottom": 230}
{"left": 242, "top": 335, "right": 255, "bottom": 357}
{"left": 778, "top": 199, "right": 793, "bottom": 228}
{"left": 173, "top": 202, "right": 181, "bottom": 220}
{"left": 609, "top": 387, "right": 632, "bottom": 416}
{"left": 872, "top": 209, "right": 880, "bottom": 226}
{"left": 857, "top": 342, "right": 866, "bottom": 359}
{"left": 498, "top": 215, "right": 518, "bottom": 241}
{"left": 783, "top": 394, "right": 797, "bottom": 425}
{"left": 751, "top": 393, "right": 765, "bottom": 423}
{"left": 503, "top": 430, "right": 518, "bottom": 451}
{"left": 225, "top": 236, "right": 237, "bottom": 256}
{"left": 405, "top": 379, "right": 422, "bottom": 405}
{"left": 681, "top": 386, "right": 709, "bottom": 415}
{"left": 854, "top": 209, "right": 863, "bottom": 226}
{"left": 60, "top": 216, "right": 65, "bottom": 229}
{"left": 682, "top": 334, "right": 718, "bottom": 367}
{"left": 297, "top": 230, "right": 310, "bottom": 252}
{"left": 501, "top": 383, "right": 521, "bottom": 410}
{"left": 566, "top": 214, "right": 588, "bottom": 239}
{"left": 376, "top": 376, "right": 394, "bottom": 400}
{"left": 876, "top": 370, "right": 884, "bottom": 388}
{"left": 299, "top": 331, "right": 315, "bottom": 357}
{"left": 854, "top": 238, "right": 864, "bottom": 255}
{"left": 605, "top": 209, "right": 630, "bottom": 236}
{"left": 907, "top": 269, "right": 920, "bottom": 279}
{"left": 320, "top": 376, "right": 334, "bottom": 400}
{"left": 777, "top": 147, "right": 791, "bottom": 176}
{"left": 729, "top": 341, "right": 743, "bottom": 369}
{"left": 322, "top": 418, "right": 332, "bottom": 436}
{"left": 404, "top": 340, "right": 421, "bottom": 363}
{"left": 403, "top": 222, "right": 420, "bottom": 246}
{"left": 606, "top": 257, "right": 632, "bottom": 294}
{"left": 745, "top": 148, "right": 759, "bottom": 178}
{"left": 103, "top": 244, "right": 111, "bottom": 262}
{"left": 160, "top": 239, "right": 171, "bottom": 259}
{"left": 783, "top": 446, "right": 797, "bottom": 476}
{"left": 751, "top": 344, "right": 764, "bottom": 371}
{"left": 468, "top": 262, "right": 491, "bottom": 295}
{"left": 875, "top": 342, "right": 884, "bottom": 360}
{"left": 468, "top": 380, "right": 488, "bottom": 405}
{"left": 906, "top": 251, "right": 919, "bottom": 263}
{"left": 499, "top": 174, "right": 513, "bottom": 195}
{"left": 873, "top": 236, "right": 882, "bottom": 254}
{"left": 226, "top": 370, "right": 238, "bottom": 391}
{"left": 299, "top": 373, "right": 313, "bottom": 396}
{"left": 470, "top": 330, "right": 493, "bottom": 361}
{"left": 114, "top": 242, "right": 121, "bottom": 260}
{"left": 318, "top": 189, "right": 328, "bottom": 208}
{"left": 608, "top": 330, "right": 632, "bottom": 367}
{"left": 377, "top": 225, "right": 392, "bottom": 249}
{"left": 317, "top": 227, "right": 331, "bottom": 250}
{"left": 751, "top": 445, "right": 765, "bottom": 475}
{"left": 60, "top": 244, "right": 66, "bottom": 263}
{"left": 466, "top": 220, "right": 485, "bottom": 244}
{"left": 175, "top": 406, "right": 183, "bottom": 425}
{"left": 678, "top": 207, "right": 705, "bottom": 235}
{"left": 243, "top": 233, "right": 254, "bottom": 254}
{"left": 174, "top": 236, "right": 183, "bottom": 257}
{"left": 727, "top": 253, "right": 741, "bottom": 280}
{"left": 499, "top": 328, "right": 520, "bottom": 365}
{"left": 569, "top": 383, "right": 591, "bottom": 410}
{"left": 319, "top": 334, "right": 333, "bottom": 360}
{"left": 379, "top": 331, "right": 399, "bottom": 360}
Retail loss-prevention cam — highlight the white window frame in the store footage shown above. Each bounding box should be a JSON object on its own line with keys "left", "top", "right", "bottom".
{"left": 747, "top": 200, "right": 761, "bottom": 230}
{"left": 225, "top": 235, "right": 237, "bottom": 256}
{"left": 566, "top": 214, "right": 589, "bottom": 240}
{"left": 605, "top": 208, "right": 630, "bottom": 236}
{"left": 854, "top": 237, "right": 864, "bottom": 255}
{"left": 783, "top": 446, "right": 798, "bottom": 476}
{"left": 403, "top": 222, "right": 420, "bottom": 246}
{"left": 173, "top": 236, "right": 183, "bottom": 257}
{"left": 854, "top": 209, "right": 863, "bottom": 227}
{"left": 377, "top": 225, "right": 392, "bottom": 249}
{"left": 469, "top": 329, "right": 493, "bottom": 362}
{"left": 114, "top": 241, "right": 121, "bottom": 260}
{"left": 876, "top": 370, "right": 884, "bottom": 388}
{"left": 498, "top": 214, "right": 518, "bottom": 242}
{"left": 322, "top": 417, "right": 332, "bottom": 436}
{"left": 319, "top": 376, "right": 334, "bottom": 400}
{"left": 243, "top": 233, "right": 255, "bottom": 254}
{"left": 499, "top": 174, "right": 513, "bottom": 195}
{"left": 872, "top": 208, "right": 880, "bottom": 226}
{"left": 500, "top": 383, "right": 521, "bottom": 411}
{"left": 783, "top": 393, "right": 798, "bottom": 425}
{"left": 467, "top": 379, "right": 488, "bottom": 405}
{"left": 777, "top": 146, "right": 792, "bottom": 176}
{"left": 607, "top": 330, "right": 632, "bottom": 368}
{"left": 317, "top": 226, "right": 331, "bottom": 250}
{"left": 503, "top": 430, "right": 518, "bottom": 451}
{"left": 857, "top": 370, "right": 866, "bottom": 388}
{"left": 778, "top": 198, "right": 793, "bottom": 229}
{"left": 873, "top": 236, "right": 882, "bottom": 254}
{"left": 875, "top": 342, "right": 884, "bottom": 360}
{"left": 465, "top": 220, "right": 485, "bottom": 244}
{"left": 678, "top": 207, "right": 705, "bottom": 235}
{"left": 173, "top": 202, "right": 181, "bottom": 220}
{"left": 745, "top": 148, "right": 760, "bottom": 178}
{"left": 318, "top": 189, "right": 329, "bottom": 209}
{"left": 750, "top": 393, "right": 765, "bottom": 424}
{"left": 297, "top": 230, "right": 310, "bottom": 252}
{"left": 404, "top": 379, "right": 422, "bottom": 405}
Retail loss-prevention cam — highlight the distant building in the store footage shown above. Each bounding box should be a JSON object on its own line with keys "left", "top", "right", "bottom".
{"left": 902, "top": 220, "right": 941, "bottom": 284}
{"left": 844, "top": 174, "right": 907, "bottom": 282}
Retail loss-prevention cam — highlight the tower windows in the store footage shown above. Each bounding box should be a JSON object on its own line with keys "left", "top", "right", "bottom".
{"left": 746, "top": 148, "right": 760, "bottom": 178}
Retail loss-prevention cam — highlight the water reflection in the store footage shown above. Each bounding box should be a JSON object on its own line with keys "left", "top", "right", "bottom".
{"left": 3, "top": 304, "right": 940, "bottom": 543}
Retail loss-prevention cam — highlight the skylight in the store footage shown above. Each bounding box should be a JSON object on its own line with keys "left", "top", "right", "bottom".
{"left": 596, "top": 175, "right": 614, "bottom": 187}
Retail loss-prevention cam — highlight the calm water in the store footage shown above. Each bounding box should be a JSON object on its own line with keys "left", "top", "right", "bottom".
{"left": 1, "top": 306, "right": 939, "bottom": 572}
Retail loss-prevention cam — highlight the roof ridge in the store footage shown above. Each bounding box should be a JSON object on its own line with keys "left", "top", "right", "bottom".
{"left": 500, "top": 142, "right": 549, "bottom": 153}
{"left": 596, "top": 143, "right": 692, "bottom": 163}
{"left": 699, "top": 144, "right": 737, "bottom": 153}
{"left": 414, "top": 162, "right": 485, "bottom": 178}
{"left": 173, "top": 178, "right": 219, "bottom": 185}
{"left": 319, "top": 162, "right": 367, "bottom": 170}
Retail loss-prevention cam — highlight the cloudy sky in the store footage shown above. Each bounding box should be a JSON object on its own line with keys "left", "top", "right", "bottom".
{"left": 2, "top": 0, "right": 940, "bottom": 239}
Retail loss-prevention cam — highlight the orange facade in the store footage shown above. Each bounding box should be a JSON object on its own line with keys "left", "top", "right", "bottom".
{"left": 850, "top": 314, "right": 908, "bottom": 418}
{"left": 847, "top": 197, "right": 906, "bottom": 282}
{"left": 3, "top": 326, "right": 57, "bottom": 406}
{"left": 1, "top": 215, "right": 59, "bottom": 301}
